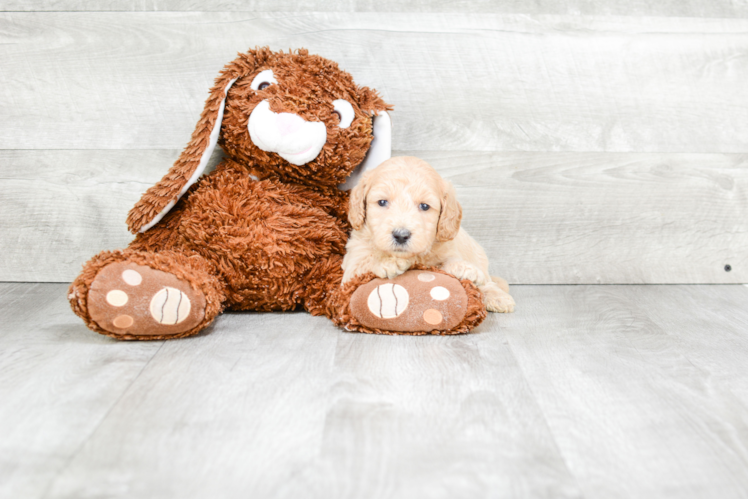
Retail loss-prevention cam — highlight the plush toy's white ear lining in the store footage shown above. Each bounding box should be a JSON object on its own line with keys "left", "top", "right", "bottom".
{"left": 138, "top": 77, "right": 238, "bottom": 233}
{"left": 338, "top": 111, "right": 392, "bottom": 191}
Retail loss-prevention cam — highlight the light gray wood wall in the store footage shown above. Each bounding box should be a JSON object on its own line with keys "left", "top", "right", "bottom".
{"left": 3, "top": 0, "right": 748, "bottom": 17}
{"left": 4, "top": 12, "right": 748, "bottom": 152}
{"left": 1, "top": 6, "right": 746, "bottom": 283}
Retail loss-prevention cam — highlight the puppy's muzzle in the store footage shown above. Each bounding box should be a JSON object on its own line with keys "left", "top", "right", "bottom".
{"left": 392, "top": 228, "right": 411, "bottom": 246}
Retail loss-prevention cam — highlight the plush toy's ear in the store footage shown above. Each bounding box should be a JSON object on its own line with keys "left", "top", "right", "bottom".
{"left": 338, "top": 111, "right": 392, "bottom": 191}
{"left": 125, "top": 75, "right": 238, "bottom": 234}
{"left": 436, "top": 178, "right": 462, "bottom": 242}
{"left": 348, "top": 170, "right": 373, "bottom": 230}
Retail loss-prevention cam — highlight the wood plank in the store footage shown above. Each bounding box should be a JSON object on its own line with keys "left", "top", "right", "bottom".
{"left": 41, "top": 288, "right": 577, "bottom": 498}
{"left": 2, "top": 284, "right": 747, "bottom": 496}
{"left": 298, "top": 329, "right": 579, "bottom": 497}
{"left": 0, "top": 283, "right": 163, "bottom": 498}
{"left": 44, "top": 309, "right": 345, "bottom": 497}
{"left": 424, "top": 150, "right": 748, "bottom": 285}
{"left": 631, "top": 285, "right": 748, "bottom": 405}
{"left": 503, "top": 284, "right": 748, "bottom": 497}
{"left": 3, "top": 0, "right": 748, "bottom": 17}
{"left": 0, "top": 148, "right": 222, "bottom": 282}
{"left": 1, "top": 149, "right": 745, "bottom": 284}
{"left": 2, "top": 12, "right": 748, "bottom": 152}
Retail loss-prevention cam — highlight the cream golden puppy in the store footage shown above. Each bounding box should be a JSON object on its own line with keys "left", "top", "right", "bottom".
{"left": 342, "top": 156, "right": 515, "bottom": 313}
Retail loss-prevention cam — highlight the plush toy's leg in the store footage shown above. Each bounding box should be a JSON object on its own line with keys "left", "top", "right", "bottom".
{"left": 327, "top": 267, "right": 487, "bottom": 335}
{"left": 68, "top": 250, "right": 225, "bottom": 340}
{"left": 301, "top": 254, "right": 347, "bottom": 317}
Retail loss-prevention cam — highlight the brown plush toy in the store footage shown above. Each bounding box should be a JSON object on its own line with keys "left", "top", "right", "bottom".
{"left": 68, "top": 47, "right": 486, "bottom": 340}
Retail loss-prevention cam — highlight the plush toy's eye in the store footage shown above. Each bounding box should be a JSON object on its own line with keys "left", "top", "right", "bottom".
{"left": 250, "top": 69, "right": 277, "bottom": 91}
{"left": 378, "top": 200, "right": 388, "bottom": 207}
{"left": 332, "top": 99, "right": 354, "bottom": 128}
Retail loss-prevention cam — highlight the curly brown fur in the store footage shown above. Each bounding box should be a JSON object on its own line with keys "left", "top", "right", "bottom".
{"left": 220, "top": 48, "right": 391, "bottom": 192}
{"left": 71, "top": 47, "right": 485, "bottom": 340}
{"left": 72, "top": 48, "right": 391, "bottom": 339}
{"left": 127, "top": 48, "right": 390, "bottom": 233}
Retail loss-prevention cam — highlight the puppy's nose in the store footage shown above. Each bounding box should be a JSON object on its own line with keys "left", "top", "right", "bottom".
{"left": 392, "top": 228, "right": 411, "bottom": 245}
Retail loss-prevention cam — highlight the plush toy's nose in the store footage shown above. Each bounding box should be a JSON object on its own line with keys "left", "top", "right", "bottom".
{"left": 276, "top": 113, "right": 304, "bottom": 137}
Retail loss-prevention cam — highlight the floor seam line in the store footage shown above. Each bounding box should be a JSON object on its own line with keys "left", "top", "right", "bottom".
{"left": 39, "top": 341, "right": 167, "bottom": 497}
{"left": 504, "top": 332, "right": 586, "bottom": 497}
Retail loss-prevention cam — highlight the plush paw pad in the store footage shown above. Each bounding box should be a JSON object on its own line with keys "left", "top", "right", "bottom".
{"left": 350, "top": 270, "right": 469, "bottom": 333}
{"left": 87, "top": 262, "right": 206, "bottom": 336}
{"left": 150, "top": 287, "right": 192, "bottom": 325}
{"left": 367, "top": 283, "right": 409, "bottom": 319}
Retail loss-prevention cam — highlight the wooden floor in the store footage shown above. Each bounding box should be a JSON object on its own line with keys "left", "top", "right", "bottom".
{"left": 2, "top": 283, "right": 748, "bottom": 497}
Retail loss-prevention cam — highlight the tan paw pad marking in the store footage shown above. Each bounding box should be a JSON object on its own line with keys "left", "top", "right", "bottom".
{"left": 122, "top": 269, "right": 142, "bottom": 286}
{"left": 423, "top": 309, "right": 443, "bottom": 325}
{"left": 106, "top": 290, "right": 128, "bottom": 307}
{"left": 430, "top": 286, "right": 450, "bottom": 301}
{"left": 150, "top": 287, "right": 191, "bottom": 325}
{"left": 113, "top": 315, "right": 134, "bottom": 328}
{"left": 418, "top": 272, "right": 436, "bottom": 282}
{"left": 367, "top": 283, "right": 409, "bottom": 319}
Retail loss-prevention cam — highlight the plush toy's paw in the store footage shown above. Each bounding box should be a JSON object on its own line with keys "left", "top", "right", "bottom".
{"left": 87, "top": 262, "right": 207, "bottom": 338}
{"left": 482, "top": 281, "right": 515, "bottom": 313}
{"left": 344, "top": 269, "right": 485, "bottom": 334}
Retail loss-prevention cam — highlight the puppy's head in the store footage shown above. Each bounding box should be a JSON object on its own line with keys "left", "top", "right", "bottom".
{"left": 349, "top": 156, "right": 462, "bottom": 257}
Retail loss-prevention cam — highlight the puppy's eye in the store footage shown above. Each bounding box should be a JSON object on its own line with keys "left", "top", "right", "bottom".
{"left": 378, "top": 200, "right": 388, "bottom": 207}
{"left": 250, "top": 69, "right": 277, "bottom": 91}
{"left": 332, "top": 99, "right": 354, "bottom": 128}
{"left": 419, "top": 203, "right": 431, "bottom": 211}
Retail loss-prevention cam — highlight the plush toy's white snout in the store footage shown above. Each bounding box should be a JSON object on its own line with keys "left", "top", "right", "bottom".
{"left": 248, "top": 100, "right": 327, "bottom": 166}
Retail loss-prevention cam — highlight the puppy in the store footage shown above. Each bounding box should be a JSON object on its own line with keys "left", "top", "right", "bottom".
{"left": 342, "top": 156, "right": 515, "bottom": 313}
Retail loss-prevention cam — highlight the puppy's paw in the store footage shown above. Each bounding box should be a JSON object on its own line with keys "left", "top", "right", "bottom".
{"left": 371, "top": 258, "right": 410, "bottom": 279}
{"left": 491, "top": 276, "right": 510, "bottom": 294}
{"left": 482, "top": 284, "right": 515, "bottom": 313}
{"left": 442, "top": 260, "right": 486, "bottom": 286}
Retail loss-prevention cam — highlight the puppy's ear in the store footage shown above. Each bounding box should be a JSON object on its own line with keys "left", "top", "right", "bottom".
{"left": 436, "top": 179, "right": 462, "bottom": 242}
{"left": 348, "top": 171, "right": 372, "bottom": 230}
{"left": 125, "top": 48, "right": 272, "bottom": 234}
